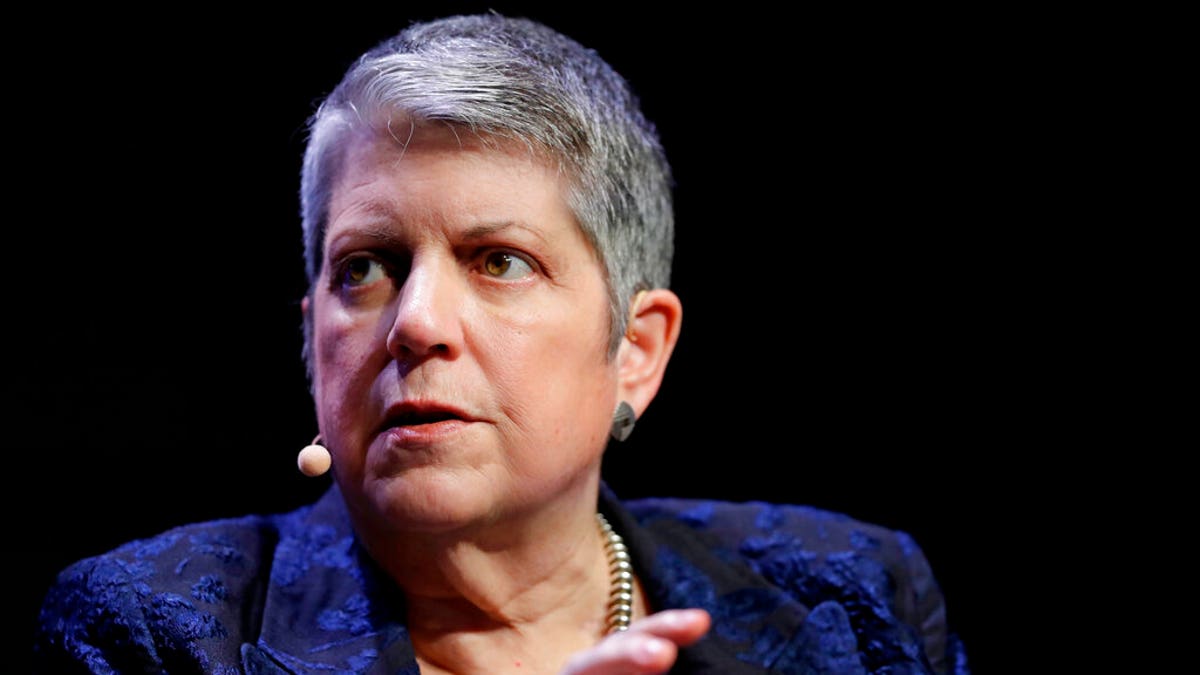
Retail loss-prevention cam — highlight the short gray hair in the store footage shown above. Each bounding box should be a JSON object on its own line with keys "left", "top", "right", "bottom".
{"left": 299, "top": 13, "right": 674, "bottom": 368}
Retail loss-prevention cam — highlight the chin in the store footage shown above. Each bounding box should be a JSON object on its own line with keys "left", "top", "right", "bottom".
{"left": 360, "top": 468, "right": 496, "bottom": 535}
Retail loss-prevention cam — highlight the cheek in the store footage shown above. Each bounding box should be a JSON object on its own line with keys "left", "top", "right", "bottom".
{"left": 312, "top": 302, "right": 379, "bottom": 421}
{"left": 482, "top": 310, "right": 615, "bottom": 438}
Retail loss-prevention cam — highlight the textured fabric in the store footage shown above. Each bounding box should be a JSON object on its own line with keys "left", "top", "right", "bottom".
{"left": 34, "top": 483, "right": 969, "bottom": 673}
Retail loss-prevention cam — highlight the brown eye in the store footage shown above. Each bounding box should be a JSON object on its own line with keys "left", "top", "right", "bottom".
{"left": 483, "top": 251, "right": 533, "bottom": 279}
{"left": 340, "top": 257, "right": 386, "bottom": 287}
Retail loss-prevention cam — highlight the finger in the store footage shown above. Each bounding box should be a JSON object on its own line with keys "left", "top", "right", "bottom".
{"left": 624, "top": 608, "right": 711, "bottom": 647}
{"left": 560, "top": 631, "right": 679, "bottom": 675}
{"left": 558, "top": 609, "right": 713, "bottom": 675}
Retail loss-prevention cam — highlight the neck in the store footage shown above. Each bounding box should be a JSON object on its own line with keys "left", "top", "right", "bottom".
{"left": 400, "top": 513, "right": 609, "bottom": 631}
{"left": 356, "top": 491, "right": 628, "bottom": 673}
{"left": 398, "top": 506, "right": 614, "bottom": 667}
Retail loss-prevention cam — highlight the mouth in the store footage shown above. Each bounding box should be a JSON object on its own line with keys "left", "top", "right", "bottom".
{"left": 380, "top": 402, "right": 469, "bottom": 432}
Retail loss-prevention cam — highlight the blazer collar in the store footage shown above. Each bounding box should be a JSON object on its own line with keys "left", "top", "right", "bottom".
{"left": 245, "top": 486, "right": 417, "bottom": 674}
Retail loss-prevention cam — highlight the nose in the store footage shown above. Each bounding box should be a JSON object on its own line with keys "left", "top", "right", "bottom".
{"left": 385, "top": 254, "right": 462, "bottom": 362}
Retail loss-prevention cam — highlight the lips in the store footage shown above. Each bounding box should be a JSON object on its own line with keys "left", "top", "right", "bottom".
{"left": 380, "top": 401, "right": 470, "bottom": 432}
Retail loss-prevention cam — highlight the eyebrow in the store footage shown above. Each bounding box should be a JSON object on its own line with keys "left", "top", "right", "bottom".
{"left": 461, "top": 221, "right": 548, "bottom": 246}
{"left": 338, "top": 202, "right": 552, "bottom": 247}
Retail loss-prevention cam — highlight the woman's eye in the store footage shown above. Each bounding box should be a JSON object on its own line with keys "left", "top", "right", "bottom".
{"left": 339, "top": 257, "right": 387, "bottom": 287}
{"left": 483, "top": 251, "right": 534, "bottom": 280}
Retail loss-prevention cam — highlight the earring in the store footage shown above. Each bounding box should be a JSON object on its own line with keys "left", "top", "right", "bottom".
{"left": 297, "top": 435, "right": 332, "bottom": 477}
{"left": 610, "top": 401, "right": 637, "bottom": 441}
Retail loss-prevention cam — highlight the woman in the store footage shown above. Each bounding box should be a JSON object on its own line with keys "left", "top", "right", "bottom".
{"left": 34, "top": 14, "right": 968, "bottom": 674}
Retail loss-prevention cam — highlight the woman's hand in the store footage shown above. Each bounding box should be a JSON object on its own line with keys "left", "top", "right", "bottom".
{"left": 560, "top": 609, "right": 712, "bottom": 674}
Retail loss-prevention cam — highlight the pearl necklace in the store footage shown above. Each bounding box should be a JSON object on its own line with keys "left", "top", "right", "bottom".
{"left": 596, "top": 512, "right": 633, "bottom": 634}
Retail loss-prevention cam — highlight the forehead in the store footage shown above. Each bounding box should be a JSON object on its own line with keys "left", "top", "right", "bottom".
{"left": 330, "top": 125, "right": 568, "bottom": 219}
{"left": 323, "top": 125, "right": 603, "bottom": 272}
{"left": 321, "top": 123, "right": 592, "bottom": 254}
{"left": 321, "top": 125, "right": 604, "bottom": 280}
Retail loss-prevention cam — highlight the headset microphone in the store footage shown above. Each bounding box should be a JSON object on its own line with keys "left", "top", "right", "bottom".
{"left": 297, "top": 437, "right": 332, "bottom": 477}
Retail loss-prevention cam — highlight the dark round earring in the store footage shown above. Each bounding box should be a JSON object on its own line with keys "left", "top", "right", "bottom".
{"left": 610, "top": 401, "right": 636, "bottom": 441}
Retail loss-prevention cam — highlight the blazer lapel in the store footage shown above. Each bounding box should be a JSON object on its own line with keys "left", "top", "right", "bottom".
{"left": 246, "top": 486, "right": 419, "bottom": 674}
{"left": 240, "top": 643, "right": 292, "bottom": 674}
{"left": 600, "top": 485, "right": 810, "bottom": 672}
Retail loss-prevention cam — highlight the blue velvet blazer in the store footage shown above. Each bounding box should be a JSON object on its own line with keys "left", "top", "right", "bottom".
{"left": 35, "top": 483, "right": 969, "bottom": 673}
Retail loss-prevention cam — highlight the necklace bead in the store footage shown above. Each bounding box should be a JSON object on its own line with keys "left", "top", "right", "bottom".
{"left": 596, "top": 512, "right": 633, "bottom": 634}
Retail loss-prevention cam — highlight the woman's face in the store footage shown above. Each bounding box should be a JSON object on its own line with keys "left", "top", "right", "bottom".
{"left": 309, "top": 127, "right": 617, "bottom": 534}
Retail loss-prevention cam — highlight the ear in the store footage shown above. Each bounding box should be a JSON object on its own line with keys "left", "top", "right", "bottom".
{"left": 616, "top": 289, "right": 683, "bottom": 417}
{"left": 301, "top": 295, "right": 311, "bottom": 316}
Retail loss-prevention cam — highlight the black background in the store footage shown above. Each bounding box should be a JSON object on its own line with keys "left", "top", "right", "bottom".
{"left": 8, "top": 4, "right": 1050, "bottom": 672}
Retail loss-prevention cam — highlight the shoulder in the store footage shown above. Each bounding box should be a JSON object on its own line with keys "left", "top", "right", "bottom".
{"left": 34, "top": 505, "right": 313, "bottom": 673}
{"left": 624, "top": 495, "right": 912, "bottom": 561}
{"left": 624, "top": 496, "right": 964, "bottom": 673}
{"left": 624, "top": 496, "right": 920, "bottom": 603}
{"left": 46, "top": 508, "right": 300, "bottom": 593}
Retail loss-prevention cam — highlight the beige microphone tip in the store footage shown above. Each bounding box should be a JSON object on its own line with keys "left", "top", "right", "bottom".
{"left": 297, "top": 443, "right": 332, "bottom": 477}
